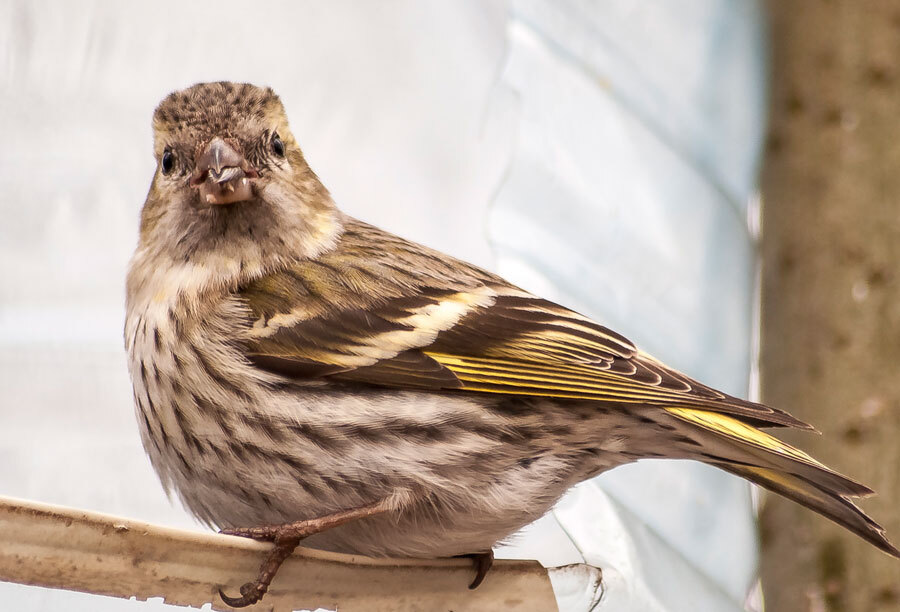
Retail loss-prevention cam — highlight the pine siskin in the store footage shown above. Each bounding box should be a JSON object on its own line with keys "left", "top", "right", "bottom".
{"left": 125, "top": 82, "right": 898, "bottom": 607}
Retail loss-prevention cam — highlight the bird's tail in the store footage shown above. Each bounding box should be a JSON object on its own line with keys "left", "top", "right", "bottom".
{"left": 664, "top": 406, "right": 899, "bottom": 557}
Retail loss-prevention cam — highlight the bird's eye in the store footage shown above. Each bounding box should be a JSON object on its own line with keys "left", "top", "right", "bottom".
{"left": 161, "top": 149, "right": 175, "bottom": 174}
{"left": 271, "top": 133, "right": 285, "bottom": 157}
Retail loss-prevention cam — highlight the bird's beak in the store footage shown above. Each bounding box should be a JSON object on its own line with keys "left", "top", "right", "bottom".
{"left": 190, "top": 137, "right": 259, "bottom": 205}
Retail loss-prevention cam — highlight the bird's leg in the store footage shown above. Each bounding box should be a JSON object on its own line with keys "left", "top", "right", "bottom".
{"left": 218, "top": 498, "right": 392, "bottom": 608}
{"left": 457, "top": 549, "right": 494, "bottom": 589}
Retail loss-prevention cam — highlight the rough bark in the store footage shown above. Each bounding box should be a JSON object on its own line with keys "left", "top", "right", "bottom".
{"left": 760, "top": 2, "right": 900, "bottom": 611}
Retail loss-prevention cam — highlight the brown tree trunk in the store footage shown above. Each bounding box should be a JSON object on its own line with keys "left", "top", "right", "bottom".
{"left": 760, "top": 2, "right": 900, "bottom": 611}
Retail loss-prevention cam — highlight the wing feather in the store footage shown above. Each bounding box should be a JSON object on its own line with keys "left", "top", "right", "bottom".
{"left": 238, "top": 219, "right": 812, "bottom": 430}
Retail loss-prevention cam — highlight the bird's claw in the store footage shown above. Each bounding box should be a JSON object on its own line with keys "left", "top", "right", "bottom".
{"left": 460, "top": 550, "right": 494, "bottom": 589}
{"left": 218, "top": 582, "right": 264, "bottom": 608}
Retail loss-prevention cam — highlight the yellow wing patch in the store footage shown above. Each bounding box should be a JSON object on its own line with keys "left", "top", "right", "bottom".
{"left": 427, "top": 353, "right": 703, "bottom": 403}
{"left": 665, "top": 407, "right": 826, "bottom": 469}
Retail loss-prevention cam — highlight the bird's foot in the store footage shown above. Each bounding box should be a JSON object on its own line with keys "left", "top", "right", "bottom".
{"left": 217, "top": 499, "right": 392, "bottom": 607}
{"left": 457, "top": 550, "right": 494, "bottom": 589}
{"left": 218, "top": 530, "right": 300, "bottom": 608}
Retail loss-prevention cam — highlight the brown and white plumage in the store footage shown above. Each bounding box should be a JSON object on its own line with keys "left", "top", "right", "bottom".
{"left": 126, "top": 82, "right": 897, "bottom": 601}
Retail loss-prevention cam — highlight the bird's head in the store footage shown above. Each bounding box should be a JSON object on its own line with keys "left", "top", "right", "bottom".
{"left": 139, "top": 82, "right": 341, "bottom": 269}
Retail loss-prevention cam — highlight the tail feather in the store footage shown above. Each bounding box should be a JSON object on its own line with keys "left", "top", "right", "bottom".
{"left": 667, "top": 406, "right": 872, "bottom": 496}
{"left": 717, "top": 463, "right": 899, "bottom": 558}
{"left": 666, "top": 406, "right": 899, "bottom": 558}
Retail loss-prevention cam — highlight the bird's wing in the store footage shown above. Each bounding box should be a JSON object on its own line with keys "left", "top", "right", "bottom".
{"left": 237, "top": 222, "right": 900, "bottom": 559}
{"left": 238, "top": 220, "right": 810, "bottom": 430}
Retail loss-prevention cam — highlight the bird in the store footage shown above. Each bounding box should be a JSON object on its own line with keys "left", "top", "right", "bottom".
{"left": 125, "top": 81, "right": 898, "bottom": 608}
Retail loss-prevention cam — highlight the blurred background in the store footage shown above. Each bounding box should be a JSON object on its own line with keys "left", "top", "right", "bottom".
{"left": 1, "top": 1, "right": 897, "bottom": 611}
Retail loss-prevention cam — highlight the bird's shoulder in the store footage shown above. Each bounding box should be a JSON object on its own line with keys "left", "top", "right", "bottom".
{"left": 237, "top": 217, "right": 629, "bottom": 380}
{"left": 241, "top": 217, "right": 503, "bottom": 318}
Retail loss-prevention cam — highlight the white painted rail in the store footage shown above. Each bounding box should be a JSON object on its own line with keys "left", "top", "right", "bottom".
{"left": 0, "top": 496, "right": 556, "bottom": 612}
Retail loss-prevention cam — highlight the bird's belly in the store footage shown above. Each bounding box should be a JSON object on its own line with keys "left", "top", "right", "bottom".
{"left": 133, "top": 369, "right": 587, "bottom": 556}
{"left": 127, "top": 307, "right": 617, "bottom": 557}
{"left": 171, "top": 390, "right": 584, "bottom": 557}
